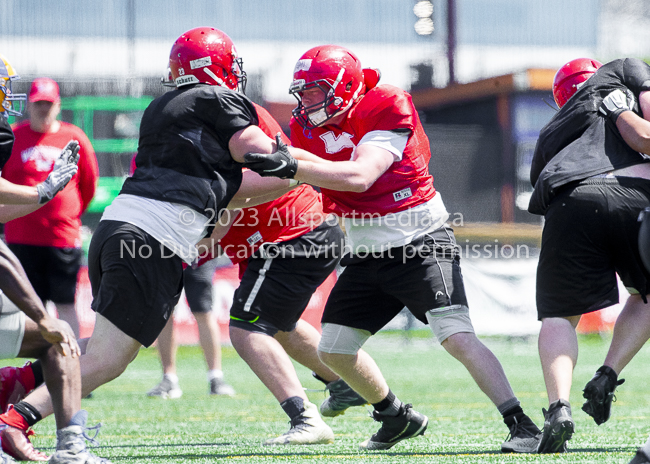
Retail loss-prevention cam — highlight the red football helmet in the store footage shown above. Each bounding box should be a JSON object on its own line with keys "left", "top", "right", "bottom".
{"left": 553, "top": 58, "right": 603, "bottom": 108}
{"left": 168, "top": 27, "right": 246, "bottom": 92}
{"left": 290, "top": 45, "right": 371, "bottom": 129}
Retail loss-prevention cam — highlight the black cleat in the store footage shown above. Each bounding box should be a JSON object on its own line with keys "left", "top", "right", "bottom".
{"left": 630, "top": 448, "right": 650, "bottom": 464}
{"left": 359, "top": 404, "right": 428, "bottom": 450}
{"left": 582, "top": 366, "right": 624, "bottom": 425}
{"left": 501, "top": 412, "right": 542, "bottom": 453}
{"left": 538, "top": 399, "right": 574, "bottom": 453}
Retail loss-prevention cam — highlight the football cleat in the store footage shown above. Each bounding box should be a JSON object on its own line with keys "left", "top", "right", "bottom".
{"left": 538, "top": 399, "right": 574, "bottom": 453}
{"left": 359, "top": 403, "right": 428, "bottom": 451}
{"left": 263, "top": 402, "right": 334, "bottom": 446}
{"left": 49, "top": 411, "right": 111, "bottom": 464}
{"left": 320, "top": 378, "right": 368, "bottom": 417}
{"left": 501, "top": 413, "right": 542, "bottom": 453}
{"left": 146, "top": 376, "right": 182, "bottom": 399}
{"left": 209, "top": 378, "right": 235, "bottom": 396}
{"left": 582, "top": 365, "right": 625, "bottom": 425}
{"left": 630, "top": 448, "right": 650, "bottom": 464}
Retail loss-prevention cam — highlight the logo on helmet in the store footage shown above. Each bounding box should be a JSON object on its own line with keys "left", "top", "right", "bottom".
{"left": 190, "top": 57, "right": 212, "bottom": 70}
{"left": 294, "top": 59, "right": 312, "bottom": 73}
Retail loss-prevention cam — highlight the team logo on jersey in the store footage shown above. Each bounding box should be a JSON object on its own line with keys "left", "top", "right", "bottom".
{"left": 393, "top": 187, "right": 412, "bottom": 202}
{"left": 247, "top": 231, "right": 263, "bottom": 246}
{"left": 21, "top": 146, "right": 64, "bottom": 172}
{"left": 319, "top": 131, "right": 355, "bottom": 154}
{"left": 294, "top": 59, "right": 312, "bottom": 73}
{"left": 190, "top": 56, "right": 212, "bottom": 69}
{"left": 435, "top": 291, "right": 444, "bottom": 300}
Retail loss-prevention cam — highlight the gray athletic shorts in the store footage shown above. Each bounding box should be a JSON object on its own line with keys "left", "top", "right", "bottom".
{"left": 0, "top": 293, "right": 25, "bottom": 359}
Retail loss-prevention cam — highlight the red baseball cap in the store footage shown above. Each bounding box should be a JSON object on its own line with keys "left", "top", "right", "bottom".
{"left": 28, "top": 77, "right": 60, "bottom": 103}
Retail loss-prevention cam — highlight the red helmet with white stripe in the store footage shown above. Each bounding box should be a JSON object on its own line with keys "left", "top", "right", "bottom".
{"left": 168, "top": 27, "right": 246, "bottom": 92}
{"left": 552, "top": 58, "right": 603, "bottom": 108}
{"left": 290, "top": 45, "right": 371, "bottom": 130}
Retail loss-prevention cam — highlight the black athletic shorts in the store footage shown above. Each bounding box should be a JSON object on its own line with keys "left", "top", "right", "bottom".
{"left": 537, "top": 176, "right": 650, "bottom": 319}
{"left": 88, "top": 220, "right": 184, "bottom": 347}
{"left": 229, "top": 221, "right": 344, "bottom": 335}
{"left": 322, "top": 226, "right": 469, "bottom": 334}
{"left": 183, "top": 260, "right": 217, "bottom": 314}
{"left": 8, "top": 244, "right": 82, "bottom": 304}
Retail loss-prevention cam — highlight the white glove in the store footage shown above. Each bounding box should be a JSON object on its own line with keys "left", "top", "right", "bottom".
{"left": 36, "top": 140, "right": 81, "bottom": 204}
{"left": 599, "top": 89, "right": 635, "bottom": 124}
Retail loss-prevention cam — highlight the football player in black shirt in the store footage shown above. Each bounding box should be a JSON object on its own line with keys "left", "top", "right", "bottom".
{"left": 531, "top": 57, "right": 650, "bottom": 453}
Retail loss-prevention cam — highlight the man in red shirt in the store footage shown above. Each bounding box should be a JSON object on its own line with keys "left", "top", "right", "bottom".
{"left": 2, "top": 77, "right": 99, "bottom": 338}
{"left": 244, "top": 45, "right": 541, "bottom": 452}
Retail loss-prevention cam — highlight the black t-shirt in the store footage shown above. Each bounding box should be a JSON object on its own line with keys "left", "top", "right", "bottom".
{"left": 0, "top": 116, "right": 14, "bottom": 169}
{"left": 122, "top": 84, "right": 258, "bottom": 221}
{"left": 529, "top": 58, "right": 650, "bottom": 215}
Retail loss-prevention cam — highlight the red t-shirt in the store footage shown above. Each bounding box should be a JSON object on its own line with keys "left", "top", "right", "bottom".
{"left": 2, "top": 121, "right": 99, "bottom": 247}
{"left": 219, "top": 104, "right": 326, "bottom": 265}
{"left": 290, "top": 85, "right": 436, "bottom": 217}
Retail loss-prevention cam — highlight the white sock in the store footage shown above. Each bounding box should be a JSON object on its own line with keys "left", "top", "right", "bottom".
{"left": 163, "top": 373, "right": 179, "bottom": 384}
{"left": 207, "top": 370, "right": 223, "bottom": 381}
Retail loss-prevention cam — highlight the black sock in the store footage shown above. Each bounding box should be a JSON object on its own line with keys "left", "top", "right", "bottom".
{"left": 373, "top": 390, "right": 401, "bottom": 416}
{"left": 502, "top": 405, "right": 524, "bottom": 422}
{"left": 280, "top": 396, "right": 305, "bottom": 422}
{"left": 30, "top": 360, "right": 44, "bottom": 389}
{"left": 312, "top": 372, "right": 329, "bottom": 386}
{"left": 13, "top": 401, "right": 42, "bottom": 427}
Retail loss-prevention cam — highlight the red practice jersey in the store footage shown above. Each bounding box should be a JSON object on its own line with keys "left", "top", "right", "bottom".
{"left": 290, "top": 85, "right": 436, "bottom": 217}
{"left": 219, "top": 104, "right": 326, "bottom": 265}
{"left": 3, "top": 121, "right": 98, "bottom": 247}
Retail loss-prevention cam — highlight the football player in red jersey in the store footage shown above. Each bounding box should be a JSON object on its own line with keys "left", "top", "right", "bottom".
{"left": 0, "top": 29, "right": 357, "bottom": 456}
{"left": 244, "top": 44, "right": 541, "bottom": 452}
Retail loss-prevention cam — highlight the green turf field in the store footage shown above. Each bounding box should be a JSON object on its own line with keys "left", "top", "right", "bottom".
{"left": 24, "top": 330, "right": 650, "bottom": 463}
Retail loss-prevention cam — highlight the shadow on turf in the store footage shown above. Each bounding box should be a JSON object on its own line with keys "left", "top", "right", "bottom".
{"left": 42, "top": 442, "right": 641, "bottom": 460}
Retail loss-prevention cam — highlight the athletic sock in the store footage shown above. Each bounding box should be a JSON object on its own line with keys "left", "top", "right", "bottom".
{"left": 373, "top": 390, "right": 401, "bottom": 417}
{"left": 29, "top": 360, "right": 44, "bottom": 390}
{"left": 312, "top": 372, "right": 330, "bottom": 386}
{"left": 498, "top": 398, "right": 522, "bottom": 419}
{"left": 163, "top": 373, "right": 179, "bottom": 384}
{"left": 207, "top": 369, "right": 223, "bottom": 382}
{"left": 9, "top": 402, "right": 41, "bottom": 427}
{"left": 280, "top": 396, "right": 305, "bottom": 422}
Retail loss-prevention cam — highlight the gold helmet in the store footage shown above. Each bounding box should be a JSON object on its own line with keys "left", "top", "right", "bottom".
{"left": 0, "top": 53, "right": 26, "bottom": 117}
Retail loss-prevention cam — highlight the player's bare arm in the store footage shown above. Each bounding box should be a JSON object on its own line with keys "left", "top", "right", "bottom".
{"left": 245, "top": 136, "right": 394, "bottom": 192}
{"left": 0, "top": 204, "right": 41, "bottom": 223}
{"left": 228, "top": 169, "right": 294, "bottom": 209}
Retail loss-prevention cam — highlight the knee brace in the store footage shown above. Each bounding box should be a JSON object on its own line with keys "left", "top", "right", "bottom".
{"left": 318, "top": 323, "right": 371, "bottom": 355}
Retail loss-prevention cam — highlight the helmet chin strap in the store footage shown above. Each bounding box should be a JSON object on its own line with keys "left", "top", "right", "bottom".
{"left": 203, "top": 68, "right": 227, "bottom": 88}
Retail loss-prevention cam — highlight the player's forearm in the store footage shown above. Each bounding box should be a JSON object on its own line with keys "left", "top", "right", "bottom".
{"left": 228, "top": 170, "right": 293, "bottom": 208}
{"left": 294, "top": 159, "right": 375, "bottom": 192}
{"left": 616, "top": 111, "right": 650, "bottom": 155}
{"left": 0, "top": 204, "right": 41, "bottom": 223}
{"left": 0, "top": 178, "right": 40, "bottom": 204}
{"left": 289, "top": 146, "right": 330, "bottom": 164}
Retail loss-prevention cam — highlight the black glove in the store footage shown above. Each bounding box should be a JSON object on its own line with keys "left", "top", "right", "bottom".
{"left": 243, "top": 133, "right": 298, "bottom": 179}
{"left": 599, "top": 88, "right": 635, "bottom": 124}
